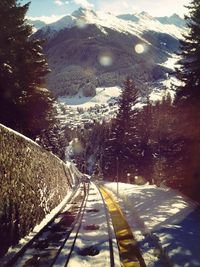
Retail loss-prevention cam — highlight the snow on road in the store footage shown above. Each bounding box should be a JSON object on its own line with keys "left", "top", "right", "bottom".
{"left": 57, "top": 182, "right": 120, "bottom": 267}
{"left": 104, "top": 182, "right": 200, "bottom": 267}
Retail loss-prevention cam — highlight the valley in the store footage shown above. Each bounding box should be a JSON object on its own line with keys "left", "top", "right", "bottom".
{"left": 31, "top": 8, "right": 186, "bottom": 98}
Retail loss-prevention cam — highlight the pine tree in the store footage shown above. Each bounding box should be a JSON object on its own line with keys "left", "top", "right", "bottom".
{"left": 0, "top": 0, "right": 56, "bottom": 139}
{"left": 38, "top": 122, "right": 68, "bottom": 160}
{"left": 176, "top": 0, "right": 200, "bottom": 103}
{"left": 115, "top": 78, "right": 138, "bottom": 138}
{"left": 137, "top": 97, "right": 154, "bottom": 184}
{"left": 175, "top": 0, "right": 200, "bottom": 201}
{"left": 103, "top": 77, "right": 139, "bottom": 182}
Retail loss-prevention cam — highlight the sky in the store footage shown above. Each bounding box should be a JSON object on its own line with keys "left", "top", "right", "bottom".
{"left": 21, "top": 0, "right": 191, "bottom": 23}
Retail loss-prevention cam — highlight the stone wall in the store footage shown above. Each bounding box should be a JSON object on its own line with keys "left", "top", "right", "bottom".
{"left": 0, "top": 124, "right": 79, "bottom": 257}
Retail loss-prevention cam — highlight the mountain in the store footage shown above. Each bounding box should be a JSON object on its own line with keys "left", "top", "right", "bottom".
{"left": 117, "top": 11, "right": 156, "bottom": 23}
{"left": 155, "top": 14, "right": 186, "bottom": 28}
{"left": 118, "top": 12, "right": 186, "bottom": 29}
{"left": 33, "top": 8, "right": 186, "bottom": 96}
{"left": 27, "top": 19, "right": 46, "bottom": 32}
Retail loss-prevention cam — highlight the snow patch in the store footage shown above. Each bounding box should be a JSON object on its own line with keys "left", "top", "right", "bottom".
{"left": 59, "top": 86, "right": 121, "bottom": 109}
{"left": 41, "top": 8, "right": 186, "bottom": 41}
{"left": 104, "top": 182, "right": 200, "bottom": 267}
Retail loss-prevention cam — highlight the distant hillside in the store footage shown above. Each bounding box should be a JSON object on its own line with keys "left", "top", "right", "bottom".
{"left": 33, "top": 8, "right": 185, "bottom": 97}
{"left": 118, "top": 12, "right": 186, "bottom": 29}
{"left": 155, "top": 14, "right": 186, "bottom": 28}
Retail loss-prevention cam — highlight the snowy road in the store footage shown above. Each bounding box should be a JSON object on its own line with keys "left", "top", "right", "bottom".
{"left": 2, "top": 181, "right": 199, "bottom": 267}
{"left": 63, "top": 182, "right": 121, "bottom": 267}
{"left": 104, "top": 182, "right": 200, "bottom": 267}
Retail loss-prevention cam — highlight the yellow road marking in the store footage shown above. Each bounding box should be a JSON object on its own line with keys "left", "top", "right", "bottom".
{"left": 100, "top": 186, "right": 146, "bottom": 267}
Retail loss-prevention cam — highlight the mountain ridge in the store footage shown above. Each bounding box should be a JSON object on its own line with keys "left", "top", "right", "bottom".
{"left": 32, "top": 8, "right": 185, "bottom": 96}
{"left": 29, "top": 9, "right": 186, "bottom": 32}
{"left": 155, "top": 13, "right": 186, "bottom": 28}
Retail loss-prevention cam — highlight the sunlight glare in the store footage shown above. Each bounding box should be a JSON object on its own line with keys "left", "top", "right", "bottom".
{"left": 76, "top": 18, "right": 87, "bottom": 29}
{"left": 135, "top": 44, "right": 145, "bottom": 54}
{"left": 98, "top": 52, "right": 113, "bottom": 67}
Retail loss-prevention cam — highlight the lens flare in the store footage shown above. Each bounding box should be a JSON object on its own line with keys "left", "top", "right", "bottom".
{"left": 135, "top": 44, "right": 145, "bottom": 54}
{"left": 72, "top": 138, "right": 84, "bottom": 154}
{"left": 98, "top": 52, "right": 113, "bottom": 67}
{"left": 76, "top": 18, "right": 87, "bottom": 29}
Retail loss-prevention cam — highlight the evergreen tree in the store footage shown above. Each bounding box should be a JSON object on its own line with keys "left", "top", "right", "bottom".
{"left": 137, "top": 97, "right": 154, "bottom": 184}
{"left": 175, "top": 0, "right": 200, "bottom": 201}
{"left": 38, "top": 122, "right": 68, "bottom": 160}
{"left": 115, "top": 78, "right": 138, "bottom": 138}
{"left": 103, "top": 77, "right": 139, "bottom": 182}
{"left": 176, "top": 0, "right": 200, "bottom": 103}
{"left": 0, "top": 0, "right": 56, "bottom": 139}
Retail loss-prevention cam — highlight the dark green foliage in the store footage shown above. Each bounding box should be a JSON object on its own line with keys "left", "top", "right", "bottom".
{"left": 99, "top": 85, "right": 200, "bottom": 201}
{"left": 37, "top": 123, "right": 68, "bottom": 160}
{"left": 175, "top": 0, "right": 200, "bottom": 201}
{"left": 0, "top": 0, "right": 56, "bottom": 139}
{"left": 102, "top": 77, "right": 140, "bottom": 181}
{"left": 136, "top": 97, "right": 154, "bottom": 184}
{"left": 176, "top": 0, "right": 200, "bottom": 103}
{"left": 71, "top": 121, "right": 110, "bottom": 174}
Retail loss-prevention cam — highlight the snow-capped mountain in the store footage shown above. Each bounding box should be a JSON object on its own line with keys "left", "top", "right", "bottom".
{"left": 155, "top": 14, "right": 186, "bottom": 28}
{"left": 33, "top": 8, "right": 186, "bottom": 96}
{"left": 118, "top": 12, "right": 186, "bottom": 29}
{"left": 27, "top": 19, "right": 46, "bottom": 32}
{"left": 38, "top": 8, "right": 185, "bottom": 39}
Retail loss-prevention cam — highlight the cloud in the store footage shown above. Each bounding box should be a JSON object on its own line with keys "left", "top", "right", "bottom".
{"left": 99, "top": 0, "right": 139, "bottom": 15}
{"left": 54, "top": 0, "right": 64, "bottom": 6}
{"left": 74, "top": 0, "right": 94, "bottom": 9}
{"left": 28, "top": 14, "right": 65, "bottom": 24}
{"left": 147, "top": 0, "right": 189, "bottom": 16}
{"left": 98, "top": 0, "right": 189, "bottom": 16}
